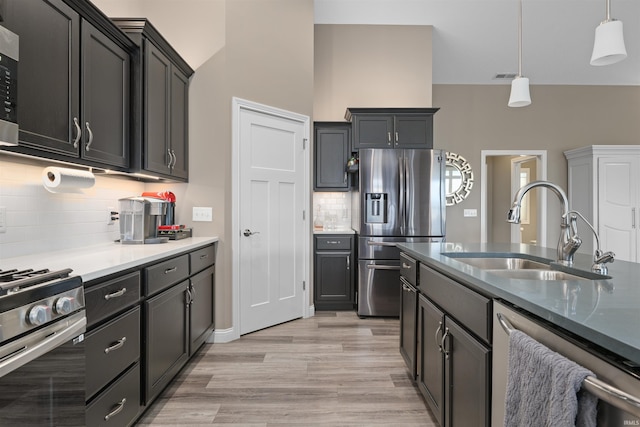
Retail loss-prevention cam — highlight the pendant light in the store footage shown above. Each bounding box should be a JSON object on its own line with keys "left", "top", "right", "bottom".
{"left": 590, "top": 0, "right": 627, "bottom": 66}
{"left": 508, "top": 0, "right": 531, "bottom": 108}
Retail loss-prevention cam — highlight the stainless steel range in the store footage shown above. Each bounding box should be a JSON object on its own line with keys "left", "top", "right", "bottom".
{"left": 0, "top": 267, "right": 87, "bottom": 426}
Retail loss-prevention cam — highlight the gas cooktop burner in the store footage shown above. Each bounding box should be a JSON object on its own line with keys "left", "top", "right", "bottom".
{"left": 0, "top": 268, "right": 73, "bottom": 295}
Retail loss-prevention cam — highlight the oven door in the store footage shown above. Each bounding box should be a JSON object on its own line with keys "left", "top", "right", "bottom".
{"left": 0, "top": 312, "right": 86, "bottom": 426}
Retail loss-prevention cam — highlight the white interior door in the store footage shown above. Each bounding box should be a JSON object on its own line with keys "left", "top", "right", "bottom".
{"left": 237, "top": 105, "right": 307, "bottom": 335}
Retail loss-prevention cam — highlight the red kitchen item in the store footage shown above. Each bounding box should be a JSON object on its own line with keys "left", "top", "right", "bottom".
{"left": 141, "top": 191, "right": 176, "bottom": 202}
{"left": 158, "top": 224, "right": 185, "bottom": 230}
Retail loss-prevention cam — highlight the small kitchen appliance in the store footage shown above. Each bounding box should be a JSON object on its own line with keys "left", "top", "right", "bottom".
{"left": 118, "top": 196, "right": 169, "bottom": 244}
{"left": 0, "top": 25, "right": 19, "bottom": 146}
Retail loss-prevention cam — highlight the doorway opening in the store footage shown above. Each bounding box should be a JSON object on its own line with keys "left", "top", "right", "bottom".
{"left": 480, "top": 150, "right": 547, "bottom": 246}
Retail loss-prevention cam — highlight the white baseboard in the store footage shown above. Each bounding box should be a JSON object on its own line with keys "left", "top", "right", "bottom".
{"left": 209, "top": 327, "right": 238, "bottom": 343}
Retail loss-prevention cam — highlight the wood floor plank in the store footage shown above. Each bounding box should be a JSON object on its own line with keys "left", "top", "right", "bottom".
{"left": 135, "top": 311, "right": 436, "bottom": 426}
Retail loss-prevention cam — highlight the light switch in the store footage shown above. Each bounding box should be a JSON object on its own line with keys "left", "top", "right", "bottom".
{"left": 463, "top": 209, "right": 478, "bottom": 217}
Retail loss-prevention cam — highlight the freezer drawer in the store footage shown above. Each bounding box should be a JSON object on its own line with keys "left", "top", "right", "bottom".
{"left": 358, "top": 236, "right": 443, "bottom": 260}
{"left": 357, "top": 259, "right": 401, "bottom": 317}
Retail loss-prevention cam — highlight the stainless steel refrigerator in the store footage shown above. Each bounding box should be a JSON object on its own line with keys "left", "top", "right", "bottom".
{"left": 352, "top": 148, "right": 446, "bottom": 317}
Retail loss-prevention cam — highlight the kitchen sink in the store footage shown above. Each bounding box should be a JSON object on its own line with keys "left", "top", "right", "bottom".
{"left": 443, "top": 252, "right": 611, "bottom": 281}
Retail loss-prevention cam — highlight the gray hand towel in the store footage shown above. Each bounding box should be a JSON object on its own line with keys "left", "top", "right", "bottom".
{"left": 504, "top": 329, "right": 598, "bottom": 427}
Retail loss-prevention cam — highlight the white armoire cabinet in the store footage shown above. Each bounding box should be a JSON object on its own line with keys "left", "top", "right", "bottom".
{"left": 564, "top": 145, "right": 640, "bottom": 262}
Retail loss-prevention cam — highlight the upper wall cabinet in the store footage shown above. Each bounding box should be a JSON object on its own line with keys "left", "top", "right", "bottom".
{"left": 314, "top": 122, "right": 351, "bottom": 191}
{"left": 112, "top": 19, "right": 194, "bottom": 182}
{"left": 345, "top": 108, "right": 439, "bottom": 150}
{"left": 1, "top": 0, "right": 134, "bottom": 170}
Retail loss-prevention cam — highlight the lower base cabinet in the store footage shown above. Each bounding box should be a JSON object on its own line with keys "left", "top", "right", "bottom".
{"left": 86, "top": 363, "right": 141, "bottom": 427}
{"left": 314, "top": 235, "right": 355, "bottom": 310}
{"left": 189, "top": 266, "right": 215, "bottom": 355}
{"left": 145, "top": 280, "right": 189, "bottom": 404}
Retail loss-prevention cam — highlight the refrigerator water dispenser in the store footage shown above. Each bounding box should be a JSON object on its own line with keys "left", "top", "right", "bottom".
{"left": 365, "top": 193, "right": 388, "bottom": 223}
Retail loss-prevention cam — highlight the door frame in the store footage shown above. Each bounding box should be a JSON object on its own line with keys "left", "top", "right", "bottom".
{"left": 231, "top": 97, "right": 311, "bottom": 341}
{"left": 480, "top": 150, "right": 547, "bottom": 246}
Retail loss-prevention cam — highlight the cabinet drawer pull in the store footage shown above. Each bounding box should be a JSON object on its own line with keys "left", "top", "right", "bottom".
{"left": 402, "top": 262, "right": 412, "bottom": 269}
{"left": 104, "top": 337, "right": 127, "bottom": 354}
{"left": 435, "top": 321, "right": 443, "bottom": 353}
{"left": 104, "top": 398, "right": 126, "bottom": 421}
{"left": 326, "top": 240, "right": 341, "bottom": 244}
{"left": 72, "top": 117, "right": 82, "bottom": 148}
{"left": 85, "top": 121, "right": 94, "bottom": 151}
{"left": 164, "top": 267, "right": 178, "bottom": 274}
{"left": 395, "top": 131, "right": 399, "bottom": 143}
{"left": 387, "top": 132, "right": 391, "bottom": 144}
{"left": 441, "top": 327, "right": 451, "bottom": 360}
{"left": 346, "top": 255, "right": 350, "bottom": 270}
{"left": 104, "top": 288, "right": 127, "bottom": 300}
{"left": 199, "top": 254, "right": 209, "bottom": 260}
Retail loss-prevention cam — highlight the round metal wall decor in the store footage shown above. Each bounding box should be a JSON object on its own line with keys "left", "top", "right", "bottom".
{"left": 445, "top": 152, "right": 474, "bottom": 206}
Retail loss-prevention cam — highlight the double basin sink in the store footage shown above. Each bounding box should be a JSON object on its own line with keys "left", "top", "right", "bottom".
{"left": 443, "top": 252, "right": 611, "bottom": 282}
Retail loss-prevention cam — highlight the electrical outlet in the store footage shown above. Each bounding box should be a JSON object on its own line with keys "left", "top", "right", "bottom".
{"left": 107, "top": 206, "right": 117, "bottom": 225}
{"left": 192, "top": 207, "right": 213, "bottom": 222}
{"left": 0, "top": 207, "right": 6, "bottom": 233}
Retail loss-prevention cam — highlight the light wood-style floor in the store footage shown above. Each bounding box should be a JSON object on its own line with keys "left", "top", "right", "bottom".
{"left": 136, "top": 311, "right": 437, "bottom": 426}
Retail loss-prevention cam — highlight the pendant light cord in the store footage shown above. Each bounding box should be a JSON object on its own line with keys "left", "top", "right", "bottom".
{"left": 605, "top": 0, "right": 611, "bottom": 22}
{"left": 517, "top": 0, "right": 523, "bottom": 77}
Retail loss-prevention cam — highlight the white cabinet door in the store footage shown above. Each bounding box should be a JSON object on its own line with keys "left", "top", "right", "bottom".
{"left": 598, "top": 157, "right": 639, "bottom": 262}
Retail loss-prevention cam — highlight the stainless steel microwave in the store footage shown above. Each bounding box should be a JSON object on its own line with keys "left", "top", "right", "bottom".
{"left": 0, "top": 25, "right": 18, "bottom": 146}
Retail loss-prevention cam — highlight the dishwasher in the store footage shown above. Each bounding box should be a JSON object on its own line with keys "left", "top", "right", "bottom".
{"left": 493, "top": 301, "right": 640, "bottom": 426}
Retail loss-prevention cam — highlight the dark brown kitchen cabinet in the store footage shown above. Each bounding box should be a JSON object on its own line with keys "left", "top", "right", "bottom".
{"left": 399, "top": 253, "right": 418, "bottom": 379}
{"left": 1, "top": 0, "right": 133, "bottom": 170}
{"left": 144, "top": 279, "right": 189, "bottom": 404}
{"left": 417, "top": 264, "right": 491, "bottom": 427}
{"left": 314, "top": 122, "right": 351, "bottom": 191}
{"left": 189, "top": 266, "right": 215, "bottom": 355}
{"left": 113, "top": 18, "right": 194, "bottom": 181}
{"left": 314, "top": 235, "right": 355, "bottom": 310}
{"left": 345, "top": 108, "right": 438, "bottom": 150}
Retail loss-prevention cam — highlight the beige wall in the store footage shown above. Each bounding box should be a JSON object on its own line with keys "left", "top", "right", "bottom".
{"left": 433, "top": 84, "right": 640, "bottom": 245}
{"left": 314, "top": 24, "right": 433, "bottom": 121}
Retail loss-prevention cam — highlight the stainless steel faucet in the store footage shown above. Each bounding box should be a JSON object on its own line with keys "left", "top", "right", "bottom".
{"left": 565, "top": 210, "right": 615, "bottom": 275}
{"left": 507, "top": 180, "right": 582, "bottom": 265}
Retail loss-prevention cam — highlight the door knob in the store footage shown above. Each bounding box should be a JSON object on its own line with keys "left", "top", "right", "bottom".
{"left": 243, "top": 229, "right": 260, "bottom": 237}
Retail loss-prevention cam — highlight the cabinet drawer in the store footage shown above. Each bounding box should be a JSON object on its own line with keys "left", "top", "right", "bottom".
{"left": 420, "top": 264, "right": 491, "bottom": 343}
{"left": 400, "top": 253, "right": 417, "bottom": 286}
{"left": 86, "top": 363, "right": 141, "bottom": 427}
{"left": 190, "top": 244, "right": 216, "bottom": 274}
{"left": 86, "top": 307, "right": 141, "bottom": 399}
{"left": 145, "top": 254, "right": 189, "bottom": 296}
{"left": 316, "top": 236, "right": 352, "bottom": 250}
{"left": 85, "top": 272, "right": 141, "bottom": 328}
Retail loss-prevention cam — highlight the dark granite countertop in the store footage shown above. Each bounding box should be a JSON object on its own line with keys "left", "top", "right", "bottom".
{"left": 397, "top": 242, "right": 640, "bottom": 367}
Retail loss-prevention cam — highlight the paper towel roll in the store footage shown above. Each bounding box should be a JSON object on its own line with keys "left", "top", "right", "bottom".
{"left": 42, "top": 167, "right": 95, "bottom": 193}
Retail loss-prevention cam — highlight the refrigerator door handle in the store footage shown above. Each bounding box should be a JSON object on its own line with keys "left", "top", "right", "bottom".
{"left": 398, "top": 155, "right": 405, "bottom": 234}
{"left": 366, "top": 264, "right": 401, "bottom": 271}
{"left": 366, "top": 241, "right": 397, "bottom": 247}
{"left": 404, "top": 155, "right": 410, "bottom": 232}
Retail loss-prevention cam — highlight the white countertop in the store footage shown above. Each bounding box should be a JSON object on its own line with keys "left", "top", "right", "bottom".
{"left": 313, "top": 228, "right": 355, "bottom": 235}
{"left": 1, "top": 237, "right": 219, "bottom": 283}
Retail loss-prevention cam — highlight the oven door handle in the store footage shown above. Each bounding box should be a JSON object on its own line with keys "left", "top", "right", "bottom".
{"left": 0, "top": 313, "right": 86, "bottom": 378}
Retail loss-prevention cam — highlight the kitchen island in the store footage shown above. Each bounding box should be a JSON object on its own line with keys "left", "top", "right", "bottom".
{"left": 397, "top": 241, "right": 640, "bottom": 426}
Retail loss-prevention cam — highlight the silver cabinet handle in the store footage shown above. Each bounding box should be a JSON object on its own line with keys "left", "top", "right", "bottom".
{"left": 72, "top": 117, "right": 82, "bottom": 148}
{"left": 435, "top": 321, "right": 443, "bottom": 353}
{"left": 104, "top": 287, "right": 127, "bottom": 300}
{"left": 441, "top": 327, "right": 451, "bottom": 360}
{"left": 387, "top": 132, "right": 391, "bottom": 145}
{"left": 167, "top": 148, "right": 172, "bottom": 169}
{"left": 633, "top": 208, "right": 636, "bottom": 229}
{"left": 104, "top": 398, "right": 127, "bottom": 421}
{"left": 171, "top": 149, "right": 177, "bottom": 169}
{"left": 85, "top": 122, "right": 93, "bottom": 151}
{"left": 346, "top": 255, "right": 350, "bottom": 270}
{"left": 402, "top": 262, "right": 412, "bottom": 270}
{"left": 344, "top": 171, "right": 347, "bottom": 183}
{"left": 243, "top": 229, "right": 260, "bottom": 237}
{"left": 395, "top": 131, "right": 399, "bottom": 144}
{"left": 200, "top": 254, "right": 209, "bottom": 259}
{"left": 186, "top": 287, "right": 193, "bottom": 305}
{"left": 104, "top": 337, "right": 126, "bottom": 354}
{"left": 164, "top": 267, "right": 178, "bottom": 274}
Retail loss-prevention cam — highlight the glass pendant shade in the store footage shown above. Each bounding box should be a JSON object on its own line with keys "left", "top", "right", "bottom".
{"left": 508, "top": 77, "right": 531, "bottom": 108}
{"left": 590, "top": 19, "right": 627, "bottom": 66}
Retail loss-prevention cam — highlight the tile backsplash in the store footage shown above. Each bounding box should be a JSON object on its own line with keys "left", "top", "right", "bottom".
{"left": 313, "top": 192, "right": 352, "bottom": 230}
{"left": 0, "top": 157, "right": 145, "bottom": 259}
